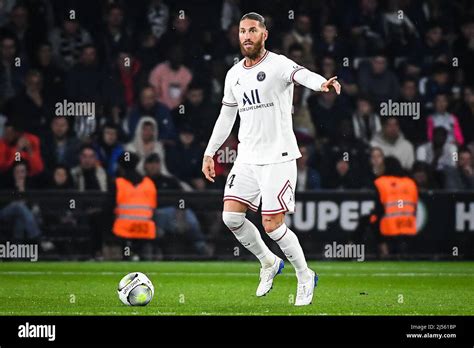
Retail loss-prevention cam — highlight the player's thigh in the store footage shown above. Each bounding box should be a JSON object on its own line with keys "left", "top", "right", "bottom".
{"left": 260, "top": 160, "right": 297, "bottom": 215}
{"left": 223, "top": 162, "right": 261, "bottom": 213}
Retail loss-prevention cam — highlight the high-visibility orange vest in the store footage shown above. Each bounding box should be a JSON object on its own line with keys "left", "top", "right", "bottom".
{"left": 113, "top": 177, "right": 157, "bottom": 239}
{"left": 374, "top": 176, "right": 418, "bottom": 236}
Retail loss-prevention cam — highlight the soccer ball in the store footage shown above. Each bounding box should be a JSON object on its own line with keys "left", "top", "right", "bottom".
{"left": 117, "top": 272, "right": 154, "bottom": 306}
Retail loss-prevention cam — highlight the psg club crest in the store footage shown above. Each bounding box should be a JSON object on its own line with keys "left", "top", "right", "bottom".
{"left": 257, "top": 71, "right": 266, "bottom": 81}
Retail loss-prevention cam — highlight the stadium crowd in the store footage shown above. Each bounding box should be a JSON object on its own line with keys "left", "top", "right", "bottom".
{"left": 1, "top": 0, "right": 474, "bottom": 196}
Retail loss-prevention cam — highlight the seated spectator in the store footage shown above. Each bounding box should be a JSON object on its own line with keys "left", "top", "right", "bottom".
{"left": 0, "top": 34, "right": 27, "bottom": 103}
{"left": 453, "top": 17, "right": 474, "bottom": 86}
{"left": 358, "top": 53, "right": 400, "bottom": 105}
{"left": 32, "top": 42, "right": 64, "bottom": 102}
{"left": 417, "top": 126, "right": 457, "bottom": 170}
{"left": 292, "top": 84, "right": 315, "bottom": 140}
{"left": 0, "top": 200, "right": 41, "bottom": 242}
{"left": 93, "top": 123, "right": 124, "bottom": 177}
{"left": 427, "top": 93, "right": 464, "bottom": 146}
{"left": 369, "top": 146, "right": 385, "bottom": 181}
{"left": 41, "top": 116, "right": 80, "bottom": 173}
{"left": 314, "top": 23, "right": 349, "bottom": 62}
{"left": 296, "top": 145, "right": 321, "bottom": 191}
{"left": 456, "top": 86, "right": 474, "bottom": 146}
{"left": 323, "top": 152, "right": 363, "bottom": 189}
{"left": 352, "top": 94, "right": 381, "bottom": 144}
{"left": 4, "top": 69, "right": 52, "bottom": 136}
{"left": 422, "top": 63, "right": 452, "bottom": 107}
{"left": 144, "top": 153, "right": 212, "bottom": 256}
{"left": 98, "top": 4, "right": 133, "bottom": 67}
{"left": 144, "top": 0, "right": 169, "bottom": 41}
{"left": 308, "top": 89, "right": 351, "bottom": 142}
{"left": 282, "top": 14, "right": 314, "bottom": 69}
{"left": 166, "top": 124, "right": 205, "bottom": 190}
{"left": 1, "top": 160, "right": 37, "bottom": 192}
{"left": 370, "top": 117, "right": 415, "bottom": 170}
{"left": 148, "top": 44, "right": 192, "bottom": 110}
{"left": 173, "top": 81, "right": 217, "bottom": 145}
{"left": 48, "top": 16, "right": 92, "bottom": 71}
{"left": 213, "top": 23, "right": 241, "bottom": 68}
{"left": 70, "top": 145, "right": 108, "bottom": 191}
{"left": 125, "top": 86, "right": 175, "bottom": 143}
{"left": 443, "top": 148, "right": 474, "bottom": 190}
{"left": 0, "top": 121, "right": 44, "bottom": 177}
{"left": 125, "top": 116, "right": 170, "bottom": 175}
{"left": 411, "top": 161, "right": 439, "bottom": 190}
{"left": 397, "top": 78, "right": 427, "bottom": 145}
{"left": 49, "top": 165, "right": 74, "bottom": 189}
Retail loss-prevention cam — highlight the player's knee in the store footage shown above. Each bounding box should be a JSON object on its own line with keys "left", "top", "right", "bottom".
{"left": 222, "top": 211, "right": 246, "bottom": 232}
{"left": 262, "top": 217, "right": 283, "bottom": 233}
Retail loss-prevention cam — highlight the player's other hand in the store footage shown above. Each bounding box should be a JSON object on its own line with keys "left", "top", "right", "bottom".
{"left": 202, "top": 155, "right": 216, "bottom": 182}
{"left": 321, "top": 76, "right": 341, "bottom": 95}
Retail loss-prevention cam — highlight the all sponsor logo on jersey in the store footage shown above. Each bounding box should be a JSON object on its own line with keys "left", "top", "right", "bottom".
{"left": 240, "top": 89, "right": 274, "bottom": 113}
{"left": 242, "top": 89, "right": 261, "bottom": 106}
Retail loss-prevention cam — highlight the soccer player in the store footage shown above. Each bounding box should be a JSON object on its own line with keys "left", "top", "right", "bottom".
{"left": 202, "top": 12, "right": 341, "bottom": 306}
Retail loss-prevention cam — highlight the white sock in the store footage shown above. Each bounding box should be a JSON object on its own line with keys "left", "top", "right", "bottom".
{"left": 226, "top": 213, "right": 276, "bottom": 268}
{"left": 268, "top": 223, "right": 311, "bottom": 282}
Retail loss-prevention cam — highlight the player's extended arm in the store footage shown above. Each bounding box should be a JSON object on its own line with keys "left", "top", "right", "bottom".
{"left": 293, "top": 69, "right": 341, "bottom": 94}
{"left": 202, "top": 104, "right": 238, "bottom": 182}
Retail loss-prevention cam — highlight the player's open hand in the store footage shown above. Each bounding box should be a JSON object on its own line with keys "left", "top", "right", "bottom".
{"left": 321, "top": 76, "right": 341, "bottom": 95}
{"left": 202, "top": 155, "right": 216, "bottom": 182}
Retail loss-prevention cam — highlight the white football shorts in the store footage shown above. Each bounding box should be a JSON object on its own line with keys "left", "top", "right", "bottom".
{"left": 223, "top": 160, "right": 296, "bottom": 215}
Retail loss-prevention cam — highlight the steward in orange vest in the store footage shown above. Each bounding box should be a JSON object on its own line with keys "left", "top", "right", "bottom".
{"left": 371, "top": 156, "right": 418, "bottom": 237}
{"left": 112, "top": 152, "right": 157, "bottom": 239}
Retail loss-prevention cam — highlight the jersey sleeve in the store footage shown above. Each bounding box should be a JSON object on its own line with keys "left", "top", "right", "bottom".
{"left": 279, "top": 56, "right": 306, "bottom": 84}
{"left": 222, "top": 70, "right": 238, "bottom": 107}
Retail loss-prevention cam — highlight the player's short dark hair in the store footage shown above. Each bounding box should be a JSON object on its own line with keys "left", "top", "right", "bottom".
{"left": 240, "top": 12, "right": 266, "bottom": 28}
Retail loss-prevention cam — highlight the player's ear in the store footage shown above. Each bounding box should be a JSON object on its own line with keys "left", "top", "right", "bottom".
{"left": 263, "top": 29, "right": 268, "bottom": 41}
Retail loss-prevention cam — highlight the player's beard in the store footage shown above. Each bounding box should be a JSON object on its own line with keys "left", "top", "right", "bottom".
{"left": 240, "top": 35, "right": 265, "bottom": 60}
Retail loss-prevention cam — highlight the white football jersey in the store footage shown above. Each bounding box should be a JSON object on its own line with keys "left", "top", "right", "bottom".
{"left": 223, "top": 50, "right": 305, "bottom": 165}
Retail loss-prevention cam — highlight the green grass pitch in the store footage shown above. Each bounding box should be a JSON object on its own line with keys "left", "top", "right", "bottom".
{"left": 0, "top": 261, "right": 473, "bottom": 315}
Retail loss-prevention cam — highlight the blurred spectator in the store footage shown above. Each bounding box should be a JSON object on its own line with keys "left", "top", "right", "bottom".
{"left": 4, "top": 69, "right": 52, "bottom": 136}
{"left": 352, "top": 94, "right": 381, "bottom": 144}
{"left": 427, "top": 93, "right": 464, "bottom": 146}
{"left": 125, "top": 116, "right": 170, "bottom": 176}
{"left": 0, "top": 200, "right": 41, "bottom": 241}
{"left": 41, "top": 116, "right": 80, "bottom": 173}
{"left": 32, "top": 42, "right": 64, "bottom": 102}
{"left": 145, "top": 0, "right": 169, "bottom": 41}
{"left": 4, "top": 160, "right": 36, "bottom": 192}
{"left": 109, "top": 51, "right": 143, "bottom": 110}
{"left": 410, "top": 21, "right": 450, "bottom": 74}
{"left": 321, "top": 119, "right": 369, "bottom": 189}
{"left": 456, "top": 86, "right": 474, "bottom": 145}
{"left": 382, "top": 0, "right": 419, "bottom": 58}
{"left": 0, "top": 0, "right": 15, "bottom": 27}
{"left": 70, "top": 145, "right": 108, "bottom": 192}
{"left": 148, "top": 45, "right": 193, "bottom": 110}
{"left": 417, "top": 126, "right": 457, "bottom": 170}
{"left": 443, "top": 148, "right": 474, "bottom": 190}
{"left": 370, "top": 117, "right": 414, "bottom": 170}
{"left": 126, "top": 86, "right": 175, "bottom": 143}
{"left": 397, "top": 78, "right": 426, "bottom": 145}
{"left": 214, "top": 23, "right": 242, "bottom": 68}
{"left": 296, "top": 145, "right": 321, "bottom": 191}
{"left": 173, "top": 81, "right": 216, "bottom": 144}
{"left": 0, "top": 121, "right": 44, "bottom": 176}
{"left": 308, "top": 89, "right": 351, "bottom": 142}
{"left": 98, "top": 4, "right": 133, "bottom": 67}
{"left": 346, "top": 0, "right": 384, "bottom": 56}
{"left": 135, "top": 29, "right": 161, "bottom": 75}
{"left": 49, "top": 165, "right": 74, "bottom": 189}
{"left": 48, "top": 16, "right": 92, "bottom": 71}
{"left": 319, "top": 55, "right": 358, "bottom": 98}
{"left": 422, "top": 63, "right": 452, "bottom": 106}
{"left": 2, "top": 4, "right": 43, "bottom": 62}
{"left": 282, "top": 14, "right": 314, "bottom": 69}
{"left": 358, "top": 53, "right": 400, "bottom": 105}
{"left": 292, "top": 84, "right": 315, "bottom": 140}
{"left": 93, "top": 123, "right": 124, "bottom": 177}
{"left": 0, "top": 34, "right": 27, "bottom": 103}
{"left": 221, "top": 0, "right": 241, "bottom": 31}
{"left": 166, "top": 124, "right": 205, "bottom": 190}
{"left": 453, "top": 17, "right": 474, "bottom": 86}
{"left": 314, "top": 23, "right": 349, "bottom": 62}
{"left": 411, "top": 161, "right": 438, "bottom": 190}
{"left": 369, "top": 146, "right": 385, "bottom": 180}
{"left": 144, "top": 153, "right": 212, "bottom": 256}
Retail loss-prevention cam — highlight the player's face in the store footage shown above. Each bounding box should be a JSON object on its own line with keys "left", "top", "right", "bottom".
{"left": 239, "top": 19, "right": 267, "bottom": 59}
